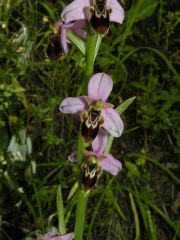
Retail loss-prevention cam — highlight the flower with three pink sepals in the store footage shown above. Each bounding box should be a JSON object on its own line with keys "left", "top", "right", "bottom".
{"left": 60, "top": 72, "right": 124, "bottom": 139}
{"left": 69, "top": 129, "right": 122, "bottom": 176}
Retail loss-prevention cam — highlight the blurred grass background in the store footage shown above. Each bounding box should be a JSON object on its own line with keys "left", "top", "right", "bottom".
{"left": 0, "top": 0, "right": 179, "bottom": 239}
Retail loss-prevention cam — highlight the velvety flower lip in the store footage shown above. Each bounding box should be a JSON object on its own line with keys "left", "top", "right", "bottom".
{"left": 46, "top": 35, "right": 64, "bottom": 61}
{"left": 59, "top": 72, "right": 124, "bottom": 138}
{"left": 61, "top": 0, "right": 124, "bottom": 24}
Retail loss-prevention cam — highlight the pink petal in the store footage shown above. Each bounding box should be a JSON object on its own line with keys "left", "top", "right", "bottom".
{"left": 49, "top": 237, "right": 61, "bottom": 240}
{"left": 59, "top": 97, "right": 86, "bottom": 114}
{"left": 39, "top": 232, "right": 59, "bottom": 240}
{"left": 102, "top": 108, "right": 124, "bottom": 137}
{"left": 71, "top": 20, "right": 87, "bottom": 39}
{"left": 61, "top": 232, "right": 74, "bottom": 240}
{"left": 61, "top": 0, "right": 90, "bottom": 22}
{"left": 73, "top": 26, "right": 87, "bottom": 39}
{"left": 99, "top": 154, "right": 122, "bottom": 175}
{"left": 39, "top": 232, "right": 54, "bottom": 240}
{"left": 92, "top": 128, "right": 108, "bottom": 155}
{"left": 103, "top": 102, "right": 114, "bottom": 109}
{"left": 88, "top": 73, "right": 113, "bottom": 102}
{"left": 83, "top": 96, "right": 94, "bottom": 105}
{"left": 108, "top": 0, "right": 125, "bottom": 24}
{"left": 61, "top": 26, "right": 68, "bottom": 54}
{"left": 71, "top": 20, "right": 85, "bottom": 29}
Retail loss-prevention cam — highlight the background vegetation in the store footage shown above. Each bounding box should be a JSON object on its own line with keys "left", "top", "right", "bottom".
{"left": 0, "top": 0, "right": 179, "bottom": 239}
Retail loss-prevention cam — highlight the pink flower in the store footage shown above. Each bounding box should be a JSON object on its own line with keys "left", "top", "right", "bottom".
{"left": 60, "top": 72, "right": 124, "bottom": 140}
{"left": 39, "top": 231, "right": 74, "bottom": 240}
{"left": 90, "top": 128, "right": 122, "bottom": 175}
{"left": 61, "top": 0, "right": 124, "bottom": 35}
{"left": 46, "top": 20, "right": 86, "bottom": 60}
{"left": 69, "top": 129, "right": 122, "bottom": 175}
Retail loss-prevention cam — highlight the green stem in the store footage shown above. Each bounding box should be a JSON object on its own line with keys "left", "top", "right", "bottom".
{"left": 77, "top": 32, "right": 97, "bottom": 95}
{"left": 85, "top": 32, "right": 97, "bottom": 80}
{"left": 77, "top": 124, "right": 84, "bottom": 164}
{"left": 74, "top": 190, "right": 89, "bottom": 240}
{"left": 75, "top": 30, "right": 101, "bottom": 240}
{"left": 77, "top": 33, "right": 98, "bottom": 161}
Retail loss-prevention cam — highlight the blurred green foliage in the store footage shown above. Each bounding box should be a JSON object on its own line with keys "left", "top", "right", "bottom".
{"left": 0, "top": 0, "right": 179, "bottom": 239}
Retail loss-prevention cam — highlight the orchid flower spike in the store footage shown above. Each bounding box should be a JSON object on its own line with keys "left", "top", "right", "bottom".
{"left": 39, "top": 231, "right": 74, "bottom": 240}
{"left": 61, "top": 0, "right": 125, "bottom": 35}
{"left": 60, "top": 72, "right": 124, "bottom": 143}
{"left": 46, "top": 20, "right": 86, "bottom": 60}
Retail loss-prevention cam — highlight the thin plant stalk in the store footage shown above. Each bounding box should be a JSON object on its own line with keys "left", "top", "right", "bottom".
{"left": 77, "top": 32, "right": 98, "bottom": 95}
{"left": 74, "top": 190, "right": 89, "bottom": 240}
{"left": 84, "top": 32, "right": 98, "bottom": 80}
{"left": 74, "top": 31, "right": 100, "bottom": 240}
{"left": 77, "top": 125, "right": 84, "bottom": 164}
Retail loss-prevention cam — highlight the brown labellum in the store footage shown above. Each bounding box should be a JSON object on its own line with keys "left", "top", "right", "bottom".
{"left": 81, "top": 158, "right": 102, "bottom": 192}
{"left": 88, "top": 0, "right": 112, "bottom": 35}
{"left": 81, "top": 108, "right": 104, "bottom": 143}
{"left": 45, "top": 35, "right": 64, "bottom": 60}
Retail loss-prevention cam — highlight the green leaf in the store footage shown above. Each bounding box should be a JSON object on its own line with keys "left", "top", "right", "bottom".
{"left": 147, "top": 209, "right": 157, "bottom": 240}
{"left": 129, "top": 192, "right": 140, "bottom": 240}
{"left": 12, "top": 78, "right": 28, "bottom": 109}
{"left": 127, "top": 0, "right": 158, "bottom": 24}
{"left": 67, "top": 29, "right": 86, "bottom": 55}
{"left": 57, "top": 185, "right": 66, "bottom": 235}
{"left": 94, "top": 34, "right": 102, "bottom": 60}
{"left": 110, "top": 190, "right": 127, "bottom": 221}
{"left": 121, "top": 0, "right": 158, "bottom": 42}
{"left": 116, "top": 96, "right": 136, "bottom": 114}
{"left": 148, "top": 202, "right": 178, "bottom": 234}
{"left": 125, "top": 161, "right": 140, "bottom": 178}
{"left": 39, "top": 2, "right": 57, "bottom": 20}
